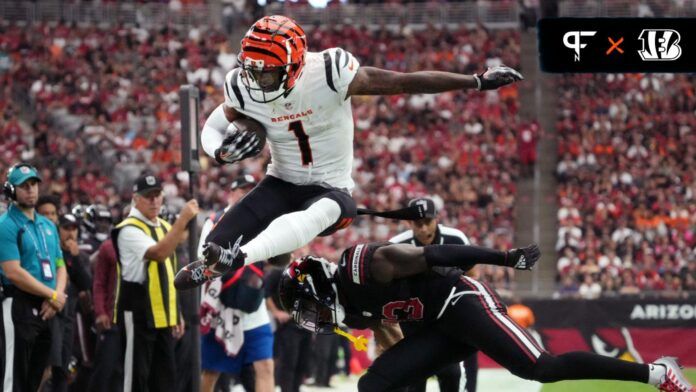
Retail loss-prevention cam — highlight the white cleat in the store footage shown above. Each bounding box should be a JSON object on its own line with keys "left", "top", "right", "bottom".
{"left": 654, "top": 357, "right": 694, "bottom": 392}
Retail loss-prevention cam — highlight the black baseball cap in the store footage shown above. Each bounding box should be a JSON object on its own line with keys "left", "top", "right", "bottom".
{"left": 230, "top": 174, "right": 257, "bottom": 190}
{"left": 408, "top": 197, "right": 438, "bottom": 219}
{"left": 58, "top": 213, "right": 80, "bottom": 229}
{"left": 133, "top": 174, "right": 163, "bottom": 195}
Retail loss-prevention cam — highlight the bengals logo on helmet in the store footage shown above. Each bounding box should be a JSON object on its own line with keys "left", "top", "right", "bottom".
{"left": 238, "top": 15, "right": 307, "bottom": 103}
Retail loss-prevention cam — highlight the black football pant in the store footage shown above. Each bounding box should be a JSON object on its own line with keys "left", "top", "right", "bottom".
{"left": 122, "top": 311, "right": 176, "bottom": 392}
{"left": 206, "top": 176, "right": 356, "bottom": 249}
{"left": 88, "top": 326, "right": 123, "bottom": 392}
{"left": 274, "top": 324, "right": 312, "bottom": 392}
{"left": 312, "top": 333, "right": 340, "bottom": 386}
{"left": 359, "top": 277, "right": 650, "bottom": 391}
{"left": 1, "top": 292, "right": 53, "bottom": 392}
{"left": 402, "top": 353, "right": 478, "bottom": 392}
{"left": 400, "top": 322, "right": 478, "bottom": 392}
{"left": 49, "top": 295, "right": 78, "bottom": 392}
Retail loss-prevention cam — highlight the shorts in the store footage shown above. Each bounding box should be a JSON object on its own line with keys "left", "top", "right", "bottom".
{"left": 201, "top": 323, "right": 274, "bottom": 374}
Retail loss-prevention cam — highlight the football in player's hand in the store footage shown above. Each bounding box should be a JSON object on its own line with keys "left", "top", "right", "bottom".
{"left": 227, "top": 118, "right": 266, "bottom": 151}
{"left": 215, "top": 117, "right": 267, "bottom": 164}
{"left": 228, "top": 117, "right": 267, "bottom": 154}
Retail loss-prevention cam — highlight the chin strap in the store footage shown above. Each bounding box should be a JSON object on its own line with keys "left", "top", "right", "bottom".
{"left": 334, "top": 327, "right": 368, "bottom": 352}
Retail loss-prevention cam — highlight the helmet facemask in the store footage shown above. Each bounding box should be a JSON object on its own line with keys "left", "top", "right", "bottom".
{"left": 239, "top": 55, "right": 296, "bottom": 104}
{"left": 279, "top": 256, "right": 345, "bottom": 334}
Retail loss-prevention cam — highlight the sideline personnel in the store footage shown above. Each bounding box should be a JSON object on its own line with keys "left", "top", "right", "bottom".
{"left": 112, "top": 174, "right": 199, "bottom": 392}
{"left": 390, "top": 197, "right": 478, "bottom": 392}
{"left": 0, "top": 163, "right": 67, "bottom": 391}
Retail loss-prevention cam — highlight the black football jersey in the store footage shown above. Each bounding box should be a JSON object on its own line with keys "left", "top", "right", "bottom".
{"left": 335, "top": 242, "right": 460, "bottom": 329}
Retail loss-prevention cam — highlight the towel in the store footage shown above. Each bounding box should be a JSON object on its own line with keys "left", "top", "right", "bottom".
{"left": 200, "top": 279, "right": 244, "bottom": 356}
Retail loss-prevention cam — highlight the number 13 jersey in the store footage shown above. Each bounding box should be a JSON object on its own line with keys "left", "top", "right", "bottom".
{"left": 223, "top": 47, "right": 360, "bottom": 192}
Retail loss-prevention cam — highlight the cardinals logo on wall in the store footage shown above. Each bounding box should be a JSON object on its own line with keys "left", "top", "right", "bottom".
{"left": 588, "top": 328, "right": 643, "bottom": 363}
{"left": 522, "top": 299, "right": 696, "bottom": 367}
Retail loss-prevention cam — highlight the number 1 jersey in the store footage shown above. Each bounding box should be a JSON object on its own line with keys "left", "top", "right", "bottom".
{"left": 223, "top": 48, "right": 360, "bottom": 192}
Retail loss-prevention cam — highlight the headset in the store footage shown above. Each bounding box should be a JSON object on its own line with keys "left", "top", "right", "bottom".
{"left": 3, "top": 163, "right": 40, "bottom": 201}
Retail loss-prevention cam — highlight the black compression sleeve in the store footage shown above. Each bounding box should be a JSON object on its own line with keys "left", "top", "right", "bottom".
{"left": 534, "top": 352, "right": 649, "bottom": 383}
{"left": 423, "top": 244, "right": 508, "bottom": 269}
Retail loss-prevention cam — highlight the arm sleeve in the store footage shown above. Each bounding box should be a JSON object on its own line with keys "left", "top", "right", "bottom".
{"left": 324, "top": 48, "right": 360, "bottom": 102}
{"left": 424, "top": 244, "right": 507, "bottom": 270}
{"left": 201, "top": 104, "right": 231, "bottom": 159}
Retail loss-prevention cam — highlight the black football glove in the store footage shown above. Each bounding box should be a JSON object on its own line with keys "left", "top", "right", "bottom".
{"left": 505, "top": 243, "right": 540, "bottom": 270}
{"left": 214, "top": 129, "right": 263, "bottom": 165}
{"left": 473, "top": 65, "right": 523, "bottom": 91}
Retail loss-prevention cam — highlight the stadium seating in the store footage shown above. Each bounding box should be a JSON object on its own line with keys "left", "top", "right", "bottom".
{"left": 554, "top": 73, "right": 696, "bottom": 296}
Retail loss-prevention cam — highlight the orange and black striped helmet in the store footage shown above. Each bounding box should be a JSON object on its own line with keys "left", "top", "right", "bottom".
{"left": 238, "top": 15, "right": 307, "bottom": 103}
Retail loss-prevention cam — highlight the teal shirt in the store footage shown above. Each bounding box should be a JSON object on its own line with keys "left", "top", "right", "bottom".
{"left": 0, "top": 204, "right": 64, "bottom": 290}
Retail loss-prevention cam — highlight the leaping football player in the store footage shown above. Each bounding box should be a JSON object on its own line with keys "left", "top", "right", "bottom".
{"left": 176, "top": 15, "right": 523, "bottom": 289}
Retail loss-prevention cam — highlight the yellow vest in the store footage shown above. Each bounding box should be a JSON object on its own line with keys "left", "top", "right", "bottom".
{"left": 112, "top": 216, "right": 178, "bottom": 328}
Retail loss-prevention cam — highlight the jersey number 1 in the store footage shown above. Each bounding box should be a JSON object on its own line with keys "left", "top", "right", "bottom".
{"left": 288, "top": 120, "right": 313, "bottom": 166}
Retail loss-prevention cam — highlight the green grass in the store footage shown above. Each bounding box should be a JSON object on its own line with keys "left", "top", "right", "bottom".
{"left": 541, "top": 369, "right": 696, "bottom": 392}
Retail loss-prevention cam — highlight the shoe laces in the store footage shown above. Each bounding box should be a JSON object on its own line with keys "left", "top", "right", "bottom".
{"left": 217, "top": 246, "right": 236, "bottom": 267}
{"left": 190, "top": 264, "right": 210, "bottom": 283}
{"left": 218, "top": 236, "right": 244, "bottom": 267}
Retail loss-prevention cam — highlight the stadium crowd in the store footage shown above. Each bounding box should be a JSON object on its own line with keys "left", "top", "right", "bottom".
{"left": 554, "top": 73, "right": 696, "bottom": 298}
{"left": 1, "top": 21, "right": 524, "bottom": 292}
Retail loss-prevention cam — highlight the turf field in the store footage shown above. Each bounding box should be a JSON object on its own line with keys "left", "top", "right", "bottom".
{"left": 541, "top": 369, "right": 696, "bottom": 392}
{"left": 300, "top": 368, "right": 696, "bottom": 391}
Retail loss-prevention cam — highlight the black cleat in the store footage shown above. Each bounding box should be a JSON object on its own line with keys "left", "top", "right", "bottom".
{"left": 202, "top": 236, "right": 246, "bottom": 273}
{"left": 174, "top": 260, "right": 221, "bottom": 290}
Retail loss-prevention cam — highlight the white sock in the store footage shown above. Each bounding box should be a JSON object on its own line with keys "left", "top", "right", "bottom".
{"left": 648, "top": 363, "right": 666, "bottom": 386}
{"left": 241, "top": 198, "right": 342, "bottom": 264}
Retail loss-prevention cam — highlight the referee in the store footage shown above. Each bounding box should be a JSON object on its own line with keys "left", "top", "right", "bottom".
{"left": 389, "top": 197, "right": 479, "bottom": 392}
{"left": 112, "top": 174, "right": 199, "bottom": 392}
{"left": 0, "top": 163, "right": 67, "bottom": 391}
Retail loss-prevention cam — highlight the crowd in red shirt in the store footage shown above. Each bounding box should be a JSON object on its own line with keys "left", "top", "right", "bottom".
{"left": 555, "top": 73, "right": 696, "bottom": 298}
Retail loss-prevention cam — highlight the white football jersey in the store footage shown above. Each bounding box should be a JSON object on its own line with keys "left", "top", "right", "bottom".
{"left": 223, "top": 48, "right": 360, "bottom": 192}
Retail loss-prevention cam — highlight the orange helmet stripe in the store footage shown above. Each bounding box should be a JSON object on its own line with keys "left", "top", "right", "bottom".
{"left": 238, "top": 15, "right": 307, "bottom": 102}
{"left": 242, "top": 47, "right": 285, "bottom": 64}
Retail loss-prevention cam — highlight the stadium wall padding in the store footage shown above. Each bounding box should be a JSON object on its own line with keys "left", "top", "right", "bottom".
{"left": 490, "top": 299, "right": 696, "bottom": 367}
